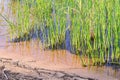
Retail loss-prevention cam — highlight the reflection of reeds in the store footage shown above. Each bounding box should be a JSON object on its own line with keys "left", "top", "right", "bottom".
{"left": 5, "top": 0, "right": 120, "bottom": 66}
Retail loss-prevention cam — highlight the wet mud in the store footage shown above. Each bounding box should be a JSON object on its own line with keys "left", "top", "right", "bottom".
{"left": 0, "top": 57, "right": 95, "bottom": 80}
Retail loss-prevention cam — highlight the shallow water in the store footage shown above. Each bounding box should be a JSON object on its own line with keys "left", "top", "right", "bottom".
{"left": 0, "top": 0, "right": 120, "bottom": 80}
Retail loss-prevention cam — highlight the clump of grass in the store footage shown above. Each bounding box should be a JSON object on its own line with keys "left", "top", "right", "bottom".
{"left": 6, "top": 0, "right": 120, "bottom": 66}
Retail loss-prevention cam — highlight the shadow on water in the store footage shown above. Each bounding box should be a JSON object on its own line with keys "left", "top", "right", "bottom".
{"left": 10, "top": 7, "right": 73, "bottom": 52}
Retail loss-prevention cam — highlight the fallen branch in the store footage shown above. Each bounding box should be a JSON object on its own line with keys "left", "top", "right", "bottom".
{"left": 0, "top": 65, "right": 8, "bottom": 80}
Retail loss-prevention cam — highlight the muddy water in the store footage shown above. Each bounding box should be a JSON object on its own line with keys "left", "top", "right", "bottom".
{"left": 0, "top": 0, "right": 120, "bottom": 80}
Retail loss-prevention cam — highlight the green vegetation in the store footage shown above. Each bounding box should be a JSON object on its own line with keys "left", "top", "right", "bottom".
{"left": 4, "top": 0, "right": 120, "bottom": 66}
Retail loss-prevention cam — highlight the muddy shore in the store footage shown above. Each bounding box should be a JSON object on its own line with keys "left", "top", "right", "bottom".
{"left": 0, "top": 57, "right": 95, "bottom": 80}
{"left": 0, "top": 48, "right": 119, "bottom": 80}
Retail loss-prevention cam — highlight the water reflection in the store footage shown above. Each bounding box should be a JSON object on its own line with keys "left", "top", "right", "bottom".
{"left": 0, "top": 0, "right": 120, "bottom": 80}
{"left": 5, "top": 40, "right": 120, "bottom": 79}
{"left": 7, "top": 40, "right": 80, "bottom": 66}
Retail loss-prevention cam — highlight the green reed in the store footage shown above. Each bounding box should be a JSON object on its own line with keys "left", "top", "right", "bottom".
{"left": 7, "top": 0, "right": 120, "bottom": 66}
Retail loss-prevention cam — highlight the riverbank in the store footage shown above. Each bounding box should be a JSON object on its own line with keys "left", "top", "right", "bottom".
{"left": 0, "top": 57, "right": 95, "bottom": 80}
{"left": 0, "top": 49, "right": 119, "bottom": 80}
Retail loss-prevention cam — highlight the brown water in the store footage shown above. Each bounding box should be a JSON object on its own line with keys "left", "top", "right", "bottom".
{"left": 0, "top": 0, "right": 120, "bottom": 80}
